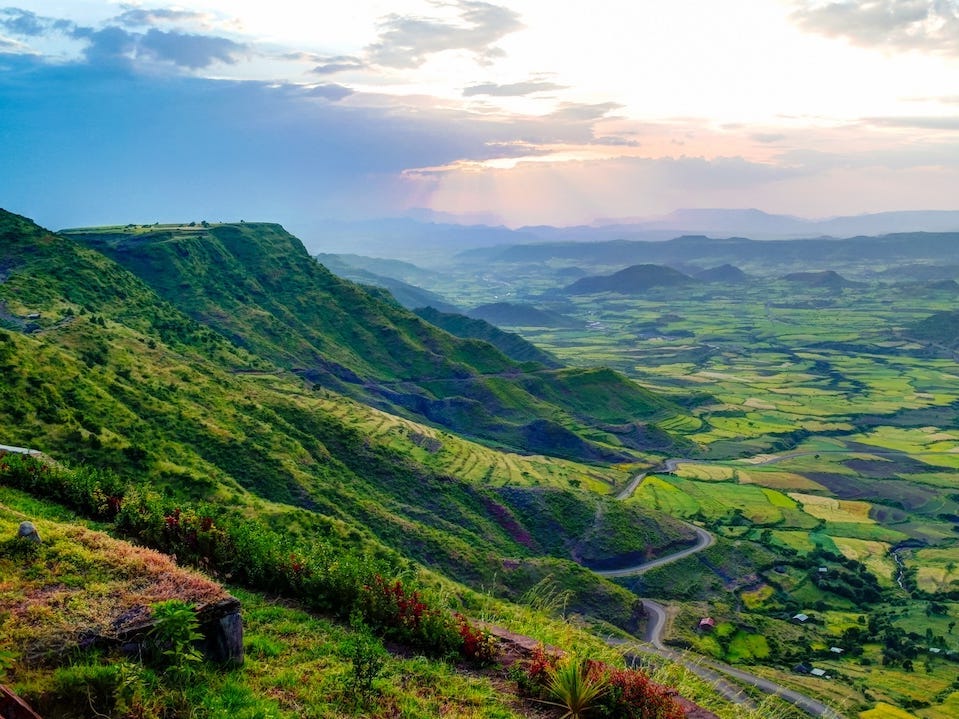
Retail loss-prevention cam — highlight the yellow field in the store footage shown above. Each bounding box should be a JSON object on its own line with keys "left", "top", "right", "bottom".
{"left": 671, "top": 462, "right": 735, "bottom": 481}
{"left": 860, "top": 703, "right": 920, "bottom": 719}
{"left": 740, "top": 469, "right": 826, "bottom": 491}
{"left": 788, "top": 493, "right": 875, "bottom": 524}
{"left": 913, "top": 547, "right": 959, "bottom": 594}
{"left": 740, "top": 583, "right": 775, "bottom": 610}
{"left": 743, "top": 397, "right": 777, "bottom": 410}
{"left": 832, "top": 538, "right": 897, "bottom": 586}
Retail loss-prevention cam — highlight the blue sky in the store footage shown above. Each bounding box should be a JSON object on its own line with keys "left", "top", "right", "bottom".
{"left": 2, "top": 1, "right": 959, "bottom": 235}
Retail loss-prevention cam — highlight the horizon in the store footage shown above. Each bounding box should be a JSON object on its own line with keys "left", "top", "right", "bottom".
{"left": 2, "top": 1, "right": 959, "bottom": 236}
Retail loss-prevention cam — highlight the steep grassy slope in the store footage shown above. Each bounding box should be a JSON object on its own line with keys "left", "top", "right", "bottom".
{"left": 66, "top": 221, "right": 690, "bottom": 459}
{"left": 413, "top": 306, "right": 562, "bottom": 367}
{"left": 317, "top": 252, "right": 461, "bottom": 313}
{"left": 0, "top": 209, "right": 692, "bottom": 627}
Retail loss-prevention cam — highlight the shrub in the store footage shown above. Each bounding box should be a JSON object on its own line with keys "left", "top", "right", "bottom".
{"left": 149, "top": 599, "right": 203, "bottom": 684}
{"left": 344, "top": 613, "right": 388, "bottom": 704}
{"left": 541, "top": 657, "right": 609, "bottom": 719}
{"left": 518, "top": 650, "right": 684, "bottom": 719}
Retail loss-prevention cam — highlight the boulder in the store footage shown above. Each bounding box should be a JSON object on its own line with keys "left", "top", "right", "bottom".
{"left": 16, "top": 522, "right": 40, "bottom": 544}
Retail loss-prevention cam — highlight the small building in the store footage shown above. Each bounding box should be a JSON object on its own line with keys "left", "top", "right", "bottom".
{"left": 793, "top": 663, "right": 811, "bottom": 674}
{"left": 829, "top": 647, "right": 844, "bottom": 655}
{"left": 818, "top": 567, "right": 828, "bottom": 573}
{"left": 929, "top": 647, "right": 942, "bottom": 654}
{"left": 793, "top": 613, "right": 809, "bottom": 623}
{"left": 698, "top": 617, "right": 716, "bottom": 631}
{"left": 810, "top": 668, "right": 828, "bottom": 678}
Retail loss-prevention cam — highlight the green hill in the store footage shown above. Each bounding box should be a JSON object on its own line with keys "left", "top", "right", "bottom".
{"left": 65, "top": 221, "right": 688, "bottom": 460}
{"left": 0, "top": 209, "right": 695, "bottom": 623}
{"left": 467, "top": 301, "right": 582, "bottom": 328}
{"left": 907, "top": 309, "right": 959, "bottom": 349}
{"left": 780, "top": 269, "right": 859, "bottom": 289}
{"left": 564, "top": 264, "right": 695, "bottom": 294}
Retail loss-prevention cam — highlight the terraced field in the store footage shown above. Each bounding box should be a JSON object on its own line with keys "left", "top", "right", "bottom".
{"left": 412, "top": 256, "right": 959, "bottom": 718}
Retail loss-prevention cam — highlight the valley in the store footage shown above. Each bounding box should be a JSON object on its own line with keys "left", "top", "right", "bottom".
{"left": 322, "top": 234, "right": 959, "bottom": 718}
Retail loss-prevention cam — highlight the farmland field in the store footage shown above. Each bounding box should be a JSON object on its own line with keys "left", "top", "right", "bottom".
{"left": 370, "top": 251, "right": 959, "bottom": 716}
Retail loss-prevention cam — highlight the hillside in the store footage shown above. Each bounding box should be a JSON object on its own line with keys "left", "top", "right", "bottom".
{"left": 780, "top": 270, "right": 858, "bottom": 289}
{"left": 564, "top": 264, "right": 695, "bottom": 294}
{"left": 907, "top": 309, "right": 959, "bottom": 349}
{"left": 0, "top": 209, "right": 698, "bottom": 626}
{"left": 65, "top": 221, "right": 690, "bottom": 461}
{"left": 694, "top": 264, "right": 748, "bottom": 283}
{"left": 413, "top": 306, "right": 562, "bottom": 366}
{"left": 467, "top": 301, "right": 582, "bottom": 328}
{"left": 317, "top": 253, "right": 461, "bottom": 313}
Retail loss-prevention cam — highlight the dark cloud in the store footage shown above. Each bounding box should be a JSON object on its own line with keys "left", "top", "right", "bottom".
{"left": 0, "top": 7, "right": 73, "bottom": 36}
{"left": 72, "top": 25, "right": 138, "bottom": 67}
{"left": 367, "top": 1, "right": 523, "bottom": 68}
{"left": 311, "top": 55, "right": 366, "bottom": 74}
{"left": 463, "top": 79, "right": 565, "bottom": 96}
{"left": 68, "top": 25, "right": 245, "bottom": 69}
{"left": 791, "top": 1, "right": 959, "bottom": 55}
{"left": 139, "top": 29, "right": 246, "bottom": 69}
{"left": 114, "top": 7, "right": 211, "bottom": 28}
{"left": 306, "top": 83, "right": 353, "bottom": 101}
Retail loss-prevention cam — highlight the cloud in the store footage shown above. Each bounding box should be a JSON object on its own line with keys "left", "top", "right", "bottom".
{"left": 306, "top": 83, "right": 353, "bottom": 101}
{"left": 68, "top": 25, "right": 246, "bottom": 69}
{"left": 139, "top": 29, "right": 246, "bottom": 69}
{"left": 751, "top": 132, "right": 787, "bottom": 143}
{"left": 311, "top": 55, "right": 366, "bottom": 75}
{"left": 463, "top": 79, "right": 565, "bottom": 96}
{"left": 0, "top": 34, "right": 32, "bottom": 54}
{"left": 791, "top": 0, "right": 959, "bottom": 56}
{"left": 549, "top": 102, "right": 622, "bottom": 123}
{"left": 0, "top": 7, "right": 73, "bottom": 36}
{"left": 367, "top": 0, "right": 523, "bottom": 68}
{"left": 72, "top": 25, "right": 138, "bottom": 66}
{"left": 114, "top": 6, "right": 212, "bottom": 28}
{"left": 863, "top": 115, "right": 959, "bottom": 130}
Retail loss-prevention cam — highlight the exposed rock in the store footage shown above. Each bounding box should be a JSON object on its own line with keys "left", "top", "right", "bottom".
{"left": 197, "top": 598, "right": 244, "bottom": 666}
{"left": 16, "top": 521, "right": 40, "bottom": 544}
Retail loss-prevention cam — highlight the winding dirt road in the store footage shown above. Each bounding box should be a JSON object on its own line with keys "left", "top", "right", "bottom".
{"left": 598, "top": 466, "right": 847, "bottom": 719}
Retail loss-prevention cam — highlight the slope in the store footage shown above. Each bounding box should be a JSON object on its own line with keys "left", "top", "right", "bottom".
{"left": 413, "top": 306, "right": 562, "bottom": 367}
{"left": 0, "top": 209, "right": 693, "bottom": 626}
{"left": 65, "top": 221, "right": 691, "bottom": 460}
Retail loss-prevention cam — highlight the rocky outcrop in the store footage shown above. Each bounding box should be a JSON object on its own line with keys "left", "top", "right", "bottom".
{"left": 196, "top": 598, "right": 244, "bottom": 666}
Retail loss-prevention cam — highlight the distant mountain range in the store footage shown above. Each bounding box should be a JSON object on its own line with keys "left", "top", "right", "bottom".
{"left": 296, "top": 209, "right": 959, "bottom": 261}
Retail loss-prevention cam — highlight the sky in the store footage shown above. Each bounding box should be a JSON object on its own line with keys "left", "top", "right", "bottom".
{"left": 2, "top": 1, "right": 959, "bottom": 234}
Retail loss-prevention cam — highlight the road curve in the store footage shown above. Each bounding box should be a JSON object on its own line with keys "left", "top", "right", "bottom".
{"left": 596, "top": 468, "right": 846, "bottom": 718}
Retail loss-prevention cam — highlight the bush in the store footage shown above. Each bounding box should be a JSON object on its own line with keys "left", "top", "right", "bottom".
{"left": 1, "top": 456, "right": 494, "bottom": 663}
{"left": 517, "top": 648, "right": 684, "bottom": 719}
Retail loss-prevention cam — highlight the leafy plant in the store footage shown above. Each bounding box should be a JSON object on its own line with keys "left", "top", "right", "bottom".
{"left": 539, "top": 657, "right": 609, "bottom": 719}
{"left": 0, "top": 647, "right": 15, "bottom": 682}
{"left": 344, "top": 612, "right": 387, "bottom": 704}
{"left": 149, "top": 599, "right": 203, "bottom": 684}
